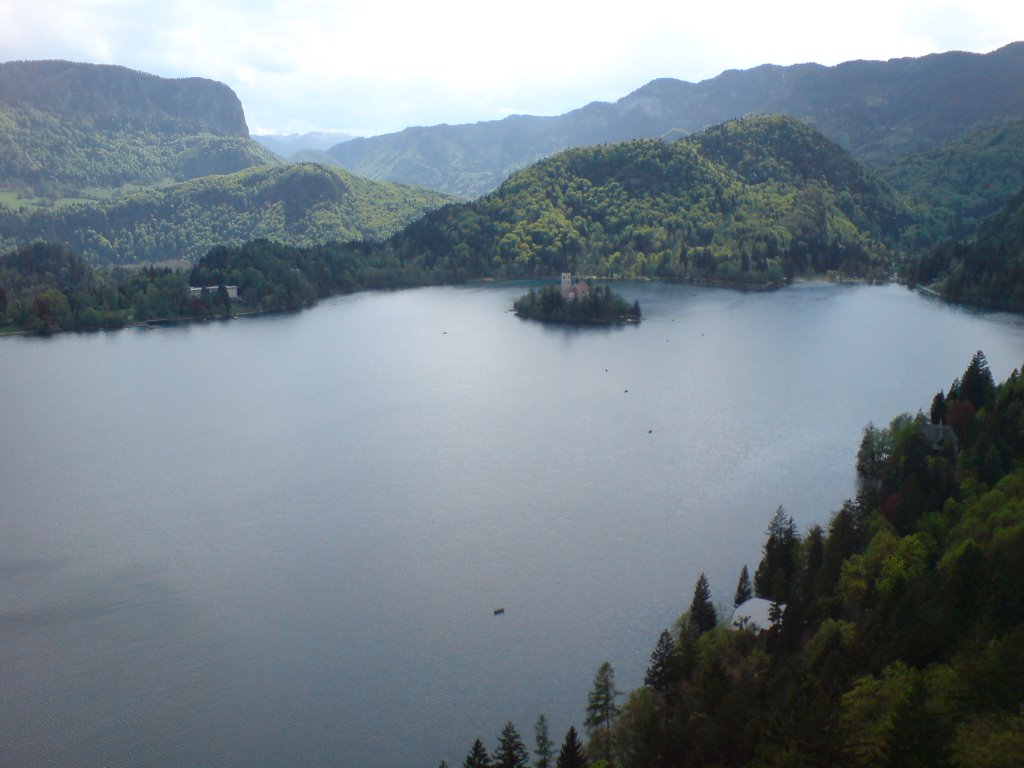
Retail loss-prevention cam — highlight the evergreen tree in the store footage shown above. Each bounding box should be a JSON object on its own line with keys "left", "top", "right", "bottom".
{"left": 584, "top": 661, "right": 620, "bottom": 763}
{"left": 464, "top": 738, "right": 492, "bottom": 768}
{"left": 493, "top": 722, "right": 529, "bottom": 768}
{"left": 556, "top": 726, "right": 587, "bottom": 768}
{"left": 734, "top": 565, "right": 752, "bottom": 606}
{"left": 959, "top": 350, "right": 995, "bottom": 408}
{"left": 754, "top": 506, "right": 800, "bottom": 600}
{"left": 690, "top": 572, "right": 717, "bottom": 633}
{"left": 643, "top": 629, "right": 677, "bottom": 694}
{"left": 534, "top": 714, "right": 554, "bottom": 768}
{"left": 930, "top": 390, "right": 946, "bottom": 424}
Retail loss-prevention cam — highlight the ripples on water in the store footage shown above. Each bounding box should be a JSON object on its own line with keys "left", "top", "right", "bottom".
{"left": 2, "top": 282, "right": 1023, "bottom": 767}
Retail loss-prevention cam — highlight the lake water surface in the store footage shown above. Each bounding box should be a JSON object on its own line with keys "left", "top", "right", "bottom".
{"left": 2, "top": 281, "right": 1023, "bottom": 768}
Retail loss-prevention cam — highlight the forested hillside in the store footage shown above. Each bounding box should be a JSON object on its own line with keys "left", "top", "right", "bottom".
{"left": 908, "top": 182, "right": 1024, "bottom": 310}
{"left": 325, "top": 43, "right": 1024, "bottom": 197}
{"left": 0, "top": 163, "right": 451, "bottom": 264}
{"left": 452, "top": 352, "right": 1024, "bottom": 768}
{"left": 881, "top": 119, "right": 1024, "bottom": 247}
{"left": 0, "top": 60, "right": 277, "bottom": 199}
{"left": 385, "top": 116, "right": 907, "bottom": 285}
{"left": 0, "top": 235, "right": 430, "bottom": 333}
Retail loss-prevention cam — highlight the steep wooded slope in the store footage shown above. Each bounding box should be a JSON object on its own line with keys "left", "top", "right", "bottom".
{"left": 0, "top": 163, "right": 451, "bottom": 264}
{"left": 385, "top": 115, "right": 908, "bottom": 284}
{"left": 0, "top": 60, "right": 277, "bottom": 197}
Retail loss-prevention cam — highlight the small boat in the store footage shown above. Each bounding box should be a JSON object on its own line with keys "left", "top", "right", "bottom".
{"left": 493, "top": 608, "right": 505, "bottom": 616}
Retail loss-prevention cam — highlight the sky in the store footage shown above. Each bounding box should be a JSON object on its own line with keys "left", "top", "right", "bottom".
{"left": 2, "top": 0, "right": 1023, "bottom": 137}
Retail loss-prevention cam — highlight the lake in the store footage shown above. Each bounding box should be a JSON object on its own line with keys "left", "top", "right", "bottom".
{"left": 2, "top": 281, "right": 1023, "bottom": 768}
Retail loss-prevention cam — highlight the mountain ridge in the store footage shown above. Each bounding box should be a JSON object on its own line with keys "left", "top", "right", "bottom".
{"left": 325, "top": 43, "right": 1024, "bottom": 197}
{"left": 0, "top": 60, "right": 274, "bottom": 198}
{"left": 0, "top": 60, "right": 250, "bottom": 136}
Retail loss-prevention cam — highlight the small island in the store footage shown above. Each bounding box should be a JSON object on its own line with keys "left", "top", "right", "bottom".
{"left": 513, "top": 273, "right": 641, "bottom": 325}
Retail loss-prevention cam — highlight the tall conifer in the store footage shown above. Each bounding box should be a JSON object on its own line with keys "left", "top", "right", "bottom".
{"left": 556, "top": 726, "right": 587, "bottom": 768}
{"left": 734, "top": 565, "right": 752, "bottom": 607}
{"left": 584, "top": 661, "right": 620, "bottom": 763}
{"left": 690, "top": 573, "right": 717, "bottom": 633}
{"left": 464, "top": 738, "right": 492, "bottom": 768}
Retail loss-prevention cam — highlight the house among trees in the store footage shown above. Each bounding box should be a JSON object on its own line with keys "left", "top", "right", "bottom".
{"left": 731, "top": 597, "right": 784, "bottom": 634}
{"left": 190, "top": 285, "right": 239, "bottom": 301}
{"left": 920, "top": 421, "right": 959, "bottom": 454}
{"left": 560, "top": 272, "right": 589, "bottom": 300}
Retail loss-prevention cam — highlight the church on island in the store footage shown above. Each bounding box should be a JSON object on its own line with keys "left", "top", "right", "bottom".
{"left": 560, "top": 272, "right": 589, "bottom": 300}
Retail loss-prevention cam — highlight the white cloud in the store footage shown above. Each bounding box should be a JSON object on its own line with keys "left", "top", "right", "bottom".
{"left": 2, "top": 0, "right": 1022, "bottom": 134}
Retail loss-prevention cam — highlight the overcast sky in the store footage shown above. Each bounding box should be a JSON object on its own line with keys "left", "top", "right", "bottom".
{"left": 2, "top": 0, "right": 1022, "bottom": 137}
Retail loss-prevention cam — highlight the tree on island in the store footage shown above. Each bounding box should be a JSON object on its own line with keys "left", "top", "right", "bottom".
{"left": 512, "top": 284, "right": 640, "bottom": 324}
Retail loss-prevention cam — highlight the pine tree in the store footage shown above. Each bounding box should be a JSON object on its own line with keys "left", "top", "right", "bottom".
{"left": 734, "top": 565, "right": 752, "bottom": 607}
{"left": 493, "top": 722, "right": 529, "bottom": 768}
{"left": 534, "top": 714, "right": 554, "bottom": 768}
{"left": 754, "top": 506, "right": 800, "bottom": 600}
{"left": 584, "top": 661, "right": 620, "bottom": 763}
{"left": 960, "top": 350, "right": 995, "bottom": 408}
{"left": 643, "top": 629, "right": 677, "bottom": 694}
{"left": 690, "top": 572, "right": 717, "bottom": 633}
{"left": 464, "top": 738, "right": 492, "bottom": 768}
{"left": 930, "top": 390, "right": 946, "bottom": 424}
{"left": 556, "top": 726, "right": 587, "bottom": 768}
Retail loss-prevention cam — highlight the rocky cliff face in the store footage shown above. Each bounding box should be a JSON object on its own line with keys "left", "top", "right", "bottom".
{"left": 0, "top": 60, "right": 250, "bottom": 136}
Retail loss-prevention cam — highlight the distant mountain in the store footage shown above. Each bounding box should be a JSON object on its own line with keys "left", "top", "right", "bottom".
{"left": 0, "top": 162, "right": 451, "bottom": 264}
{"left": 325, "top": 43, "right": 1024, "bottom": 198}
{"left": 385, "top": 115, "right": 908, "bottom": 285}
{"left": 880, "top": 119, "right": 1024, "bottom": 246}
{"left": 253, "top": 131, "right": 355, "bottom": 157}
{"left": 0, "top": 60, "right": 277, "bottom": 198}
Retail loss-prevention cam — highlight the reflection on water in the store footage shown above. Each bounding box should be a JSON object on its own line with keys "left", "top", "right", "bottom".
{"left": 2, "top": 282, "right": 1023, "bottom": 767}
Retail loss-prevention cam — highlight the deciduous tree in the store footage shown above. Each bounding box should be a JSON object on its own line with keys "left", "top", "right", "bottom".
{"left": 534, "top": 714, "right": 554, "bottom": 768}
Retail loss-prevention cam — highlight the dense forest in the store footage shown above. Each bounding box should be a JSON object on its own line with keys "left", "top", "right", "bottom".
{"left": 881, "top": 119, "right": 1024, "bottom": 248}
{"left": 2, "top": 116, "right": 919, "bottom": 334}
{"left": 386, "top": 116, "right": 906, "bottom": 286}
{"left": 0, "top": 163, "right": 451, "bottom": 265}
{"left": 907, "top": 182, "right": 1024, "bottom": 310}
{"left": 0, "top": 239, "right": 438, "bottom": 333}
{"left": 7, "top": 109, "right": 1024, "bottom": 329}
{"left": 448, "top": 352, "right": 1024, "bottom": 768}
